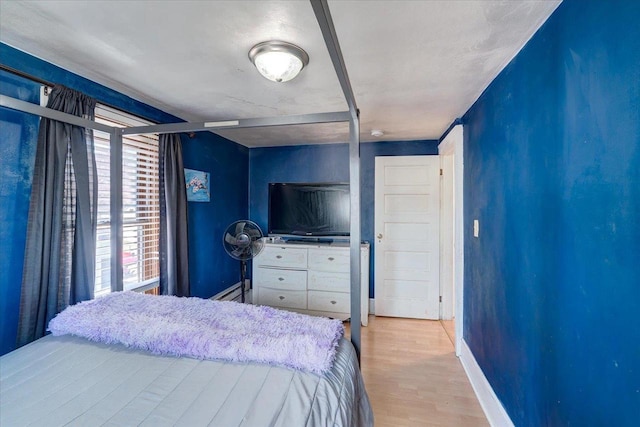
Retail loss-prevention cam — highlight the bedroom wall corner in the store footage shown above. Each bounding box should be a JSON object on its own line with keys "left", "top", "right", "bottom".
{"left": 248, "top": 139, "right": 439, "bottom": 299}
{"left": 459, "top": 339, "right": 514, "bottom": 427}
{"left": 181, "top": 132, "right": 249, "bottom": 299}
{"left": 0, "top": 43, "right": 250, "bottom": 354}
{"left": 0, "top": 43, "right": 182, "bottom": 356}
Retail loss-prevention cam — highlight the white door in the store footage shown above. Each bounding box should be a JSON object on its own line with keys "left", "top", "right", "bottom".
{"left": 374, "top": 156, "right": 440, "bottom": 319}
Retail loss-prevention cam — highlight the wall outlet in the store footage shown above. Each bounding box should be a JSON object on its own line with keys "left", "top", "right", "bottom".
{"left": 473, "top": 219, "right": 479, "bottom": 238}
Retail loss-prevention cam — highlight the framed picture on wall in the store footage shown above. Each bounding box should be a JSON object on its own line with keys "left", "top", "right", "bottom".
{"left": 184, "top": 168, "right": 210, "bottom": 202}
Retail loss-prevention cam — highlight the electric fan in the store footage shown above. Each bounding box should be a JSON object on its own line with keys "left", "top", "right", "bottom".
{"left": 222, "top": 220, "right": 265, "bottom": 303}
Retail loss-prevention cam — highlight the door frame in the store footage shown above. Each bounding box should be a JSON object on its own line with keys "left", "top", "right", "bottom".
{"left": 438, "top": 124, "right": 464, "bottom": 356}
{"left": 439, "top": 152, "right": 455, "bottom": 320}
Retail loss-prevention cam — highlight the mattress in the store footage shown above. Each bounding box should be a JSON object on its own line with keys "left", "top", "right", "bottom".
{"left": 0, "top": 335, "right": 373, "bottom": 426}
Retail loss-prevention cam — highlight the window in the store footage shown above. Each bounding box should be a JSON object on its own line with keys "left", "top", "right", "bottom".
{"left": 93, "top": 105, "right": 160, "bottom": 295}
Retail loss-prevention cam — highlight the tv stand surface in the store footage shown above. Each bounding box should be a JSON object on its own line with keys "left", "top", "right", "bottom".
{"left": 267, "top": 237, "right": 360, "bottom": 247}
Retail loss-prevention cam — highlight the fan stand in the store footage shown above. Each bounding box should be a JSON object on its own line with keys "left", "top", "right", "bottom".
{"left": 240, "top": 260, "right": 247, "bottom": 303}
{"left": 223, "top": 220, "right": 263, "bottom": 303}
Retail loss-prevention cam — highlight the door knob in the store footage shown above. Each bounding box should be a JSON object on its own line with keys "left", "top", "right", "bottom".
{"left": 377, "top": 233, "right": 383, "bottom": 239}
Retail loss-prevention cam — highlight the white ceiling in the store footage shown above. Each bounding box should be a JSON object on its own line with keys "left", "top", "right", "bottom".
{"left": 0, "top": 0, "right": 561, "bottom": 147}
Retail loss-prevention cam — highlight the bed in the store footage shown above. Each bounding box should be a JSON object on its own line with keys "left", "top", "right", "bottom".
{"left": 0, "top": 293, "right": 373, "bottom": 427}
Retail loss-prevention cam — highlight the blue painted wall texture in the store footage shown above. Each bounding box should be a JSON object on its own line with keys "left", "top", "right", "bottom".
{"left": 182, "top": 132, "right": 249, "bottom": 299}
{"left": 0, "top": 44, "right": 248, "bottom": 355}
{"left": 462, "top": 0, "right": 640, "bottom": 425}
{"left": 249, "top": 140, "right": 439, "bottom": 297}
{"left": 0, "top": 70, "right": 40, "bottom": 357}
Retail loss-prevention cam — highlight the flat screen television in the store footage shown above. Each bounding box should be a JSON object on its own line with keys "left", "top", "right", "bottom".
{"left": 268, "top": 182, "right": 350, "bottom": 238}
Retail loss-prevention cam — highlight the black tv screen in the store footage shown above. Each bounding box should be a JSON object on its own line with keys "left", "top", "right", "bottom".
{"left": 268, "top": 183, "right": 350, "bottom": 237}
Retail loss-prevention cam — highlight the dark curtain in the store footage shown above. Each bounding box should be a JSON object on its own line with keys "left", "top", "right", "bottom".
{"left": 159, "top": 133, "right": 190, "bottom": 297}
{"left": 17, "top": 86, "right": 97, "bottom": 347}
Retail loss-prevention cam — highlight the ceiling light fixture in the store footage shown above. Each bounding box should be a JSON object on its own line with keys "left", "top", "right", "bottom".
{"left": 248, "top": 41, "right": 309, "bottom": 83}
{"left": 371, "top": 129, "right": 384, "bottom": 137}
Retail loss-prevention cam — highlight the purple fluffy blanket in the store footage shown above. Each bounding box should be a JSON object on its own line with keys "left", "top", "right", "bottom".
{"left": 48, "top": 291, "right": 344, "bottom": 375}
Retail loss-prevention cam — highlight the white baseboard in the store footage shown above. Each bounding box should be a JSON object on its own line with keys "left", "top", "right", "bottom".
{"left": 210, "top": 280, "right": 250, "bottom": 302}
{"left": 369, "top": 298, "right": 375, "bottom": 314}
{"left": 459, "top": 339, "right": 514, "bottom": 427}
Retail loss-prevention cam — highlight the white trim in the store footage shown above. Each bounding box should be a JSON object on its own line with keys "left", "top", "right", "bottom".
{"left": 453, "top": 126, "right": 464, "bottom": 356}
{"left": 210, "top": 280, "right": 251, "bottom": 302}
{"left": 210, "top": 282, "right": 242, "bottom": 301}
{"left": 438, "top": 153, "right": 454, "bottom": 320}
{"left": 438, "top": 131, "right": 456, "bottom": 155}
{"left": 460, "top": 339, "right": 514, "bottom": 427}
{"left": 369, "top": 298, "right": 375, "bottom": 315}
{"left": 438, "top": 124, "right": 465, "bottom": 355}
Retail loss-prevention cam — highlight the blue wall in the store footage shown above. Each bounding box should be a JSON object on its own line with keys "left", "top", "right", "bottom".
{"left": 182, "top": 132, "right": 249, "bottom": 299}
{"left": 0, "top": 44, "right": 248, "bottom": 355}
{"left": 249, "top": 140, "right": 439, "bottom": 297}
{"left": 0, "top": 70, "right": 40, "bottom": 358}
{"left": 462, "top": 0, "right": 640, "bottom": 425}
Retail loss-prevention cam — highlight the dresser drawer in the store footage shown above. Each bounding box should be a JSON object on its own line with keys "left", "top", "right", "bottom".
{"left": 308, "top": 270, "right": 349, "bottom": 292}
{"left": 252, "top": 242, "right": 370, "bottom": 326}
{"left": 258, "top": 288, "right": 307, "bottom": 310}
{"left": 255, "top": 267, "right": 306, "bottom": 291}
{"left": 307, "top": 248, "right": 350, "bottom": 272}
{"left": 256, "top": 246, "right": 307, "bottom": 268}
{"left": 308, "top": 290, "right": 350, "bottom": 313}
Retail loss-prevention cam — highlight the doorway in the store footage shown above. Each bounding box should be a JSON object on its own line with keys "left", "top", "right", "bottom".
{"left": 438, "top": 125, "right": 464, "bottom": 356}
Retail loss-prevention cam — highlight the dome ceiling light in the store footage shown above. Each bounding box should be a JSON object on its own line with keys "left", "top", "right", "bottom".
{"left": 248, "top": 41, "right": 309, "bottom": 83}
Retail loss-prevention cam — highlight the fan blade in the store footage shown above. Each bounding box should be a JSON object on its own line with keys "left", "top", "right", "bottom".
{"left": 224, "top": 232, "right": 238, "bottom": 246}
{"left": 246, "top": 227, "right": 261, "bottom": 238}
{"left": 231, "top": 247, "right": 247, "bottom": 258}
{"left": 249, "top": 246, "right": 262, "bottom": 258}
{"left": 235, "top": 222, "right": 246, "bottom": 235}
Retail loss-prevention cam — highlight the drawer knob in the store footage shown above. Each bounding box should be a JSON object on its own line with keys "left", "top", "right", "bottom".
{"left": 330, "top": 300, "right": 337, "bottom": 305}
{"left": 278, "top": 277, "right": 284, "bottom": 281}
{"left": 276, "top": 255, "right": 283, "bottom": 259}
{"left": 279, "top": 296, "right": 285, "bottom": 300}
{"left": 328, "top": 257, "right": 335, "bottom": 261}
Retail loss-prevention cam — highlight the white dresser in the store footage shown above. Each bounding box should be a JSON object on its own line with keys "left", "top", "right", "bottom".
{"left": 252, "top": 242, "right": 370, "bottom": 326}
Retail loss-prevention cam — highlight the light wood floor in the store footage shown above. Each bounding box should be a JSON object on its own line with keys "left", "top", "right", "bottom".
{"left": 347, "top": 316, "right": 488, "bottom": 427}
{"left": 440, "top": 319, "right": 456, "bottom": 346}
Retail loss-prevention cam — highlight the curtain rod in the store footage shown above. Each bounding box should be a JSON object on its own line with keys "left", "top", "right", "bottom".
{"left": 0, "top": 63, "right": 54, "bottom": 87}
{"left": 0, "top": 63, "right": 160, "bottom": 125}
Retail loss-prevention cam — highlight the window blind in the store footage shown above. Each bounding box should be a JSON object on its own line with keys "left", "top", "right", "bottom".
{"left": 93, "top": 105, "right": 160, "bottom": 295}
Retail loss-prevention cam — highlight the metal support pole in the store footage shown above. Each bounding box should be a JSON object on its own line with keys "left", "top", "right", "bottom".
{"left": 240, "top": 261, "right": 247, "bottom": 303}
{"left": 121, "top": 111, "right": 351, "bottom": 136}
{"left": 0, "top": 94, "right": 114, "bottom": 133}
{"left": 310, "top": 0, "right": 358, "bottom": 118}
{"left": 311, "top": 0, "right": 362, "bottom": 360}
{"left": 349, "top": 114, "right": 362, "bottom": 360}
{"left": 110, "top": 128, "right": 124, "bottom": 292}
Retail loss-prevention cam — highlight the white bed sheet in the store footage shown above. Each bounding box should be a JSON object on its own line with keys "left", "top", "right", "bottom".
{"left": 0, "top": 335, "right": 372, "bottom": 426}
